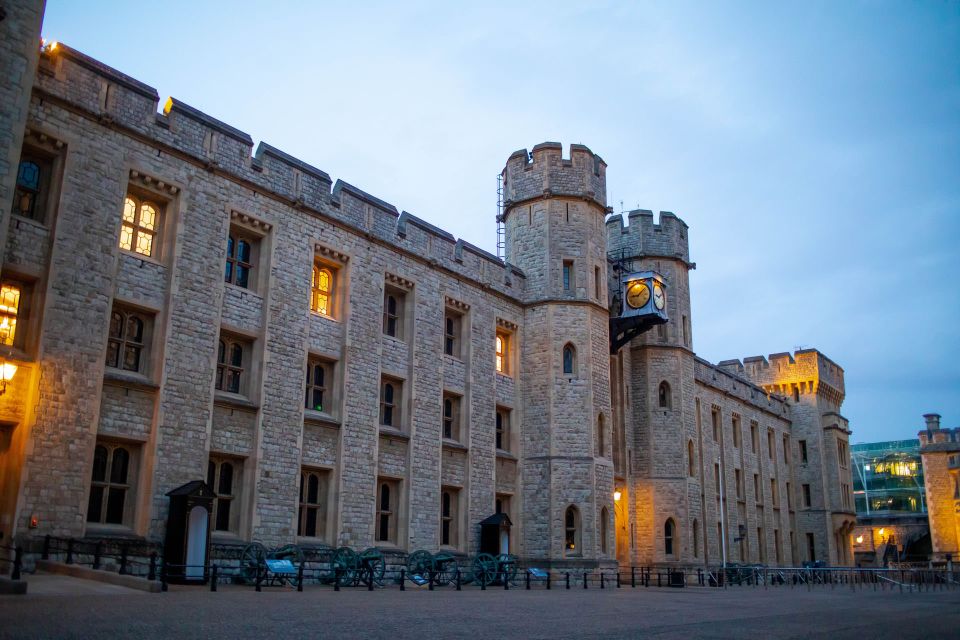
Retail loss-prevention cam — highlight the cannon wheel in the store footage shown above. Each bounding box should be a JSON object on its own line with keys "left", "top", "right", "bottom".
{"left": 331, "top": 546, "right": 359, "bottom": 586}
{"left": 472, "top": 553, "right": 498, "bottom": 587}
{"left": 406, "top": 549, "right": 434, "bottom": 580}
{"left": 240, "top": 542, "right": 268, "bottom": 584}
{"left": 497, "top": 553, "right": 519, "bottom": 585}
{"left": 433, "top": 552, "right": 458, "bottom": 586}
{"left": 271, "top": 544, "right": 304, "bottom": 587}
{"left": 358, "top": 547, "right": 386, "bottom": 586}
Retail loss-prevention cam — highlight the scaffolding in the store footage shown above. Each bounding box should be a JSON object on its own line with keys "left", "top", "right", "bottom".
{"left": 495, "top": 174, "right": 505, "bottom": 261}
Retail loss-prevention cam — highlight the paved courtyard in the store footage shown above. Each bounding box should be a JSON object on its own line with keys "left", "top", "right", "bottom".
{"left": 1, "top": 580, "right": 958, "bottom": 639}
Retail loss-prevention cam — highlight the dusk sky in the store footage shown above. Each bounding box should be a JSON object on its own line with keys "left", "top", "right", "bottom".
{"left": 41, "top": 1, "right": 959, "bottom": 442}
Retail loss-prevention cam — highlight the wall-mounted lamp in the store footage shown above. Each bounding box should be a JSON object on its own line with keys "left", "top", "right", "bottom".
{"left": 613, "top": 491, "right": 622, "bottom": 502}
{"left": 856, "top": 535, "right": 863, "bottom": 544}
{"left": 0, "top": 359, "right": 16, "bottom": 395}
{"left": 40, "top": 39, "right": 58, "bottom": 54}
{"left": 878, "top": 528, "right": 885, "bottom": 537}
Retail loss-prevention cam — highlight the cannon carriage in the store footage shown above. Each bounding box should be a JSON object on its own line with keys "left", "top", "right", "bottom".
{"left": 404, "top": 549, "right": 519, "bottom": 587}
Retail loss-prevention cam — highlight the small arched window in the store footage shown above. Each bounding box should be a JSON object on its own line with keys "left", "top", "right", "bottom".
{"left": 381, "top": 382, "right": 395, "bottom": 426}
{"left": 658, "top": 381, "right": 671, "bottom": 409}
{"left": 692, "top": 519, "right": 700, "bottom": 558}
{"left": 562, "top": 343, "right": 576, "bottom": 375}
{"left": 216, "top": 338, "right": 246, "bottom": 394}
{"left": 600, "top": 507, "right": 609, "bottom": 554}
{"left": 596, "top": 414, "right": 605, "bottom": 458}
{"left": 688, "top": 440, "right": 696, "bottom": 477}
{"left": 564, "top": 505, "right": 581, "bottom": 555}
{"left": 664, "top": 518, "right": 676, "bottom": 556}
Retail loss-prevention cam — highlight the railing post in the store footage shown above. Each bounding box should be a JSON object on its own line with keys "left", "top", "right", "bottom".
{"left": 93, "top": 541, "right": 102, "bottom": 570}
{"left": 456, "top": 568, "right": 461, "bottom": 591}
{"left": 526, "top": 570, "right": 531, "bottom": 590}
{"left": 367, "top": 566, "right": 373, "bottom": 591}
{"left": 119, "top": 544, "right": 128, "bottom": 575}
{"left": 583, "top": 572, "right": 588, "bottom": 589}
{"left": 148, "top": 552, "right": 157, "bottom": 581}
{"left": 400, "top": 568, "right": 406, "bottom": 591}
{"left": 211, "top": 565, "right": 218, "bottom": 592}
{"left": 503, "top": 569, "right": 509, "bottom": 590}
{"left": 481, "top": 572, "right": 486, "bottom": 590}
{"left": 298, "top": 564, "right": 305, "bottom": 592}
{"left": 333, "top": 567, "right": 340, "bottom": 592}
{"left": 160, "top": 563, "right": 168, "bottom": 592}
{"left": 616, "top": 570, "right": 621, "bottom": 588}
{"left": 546, "top": 571, "right": 551, "bottom": 590}
{"left": 657, "top": 571, "right": 662, "bottom": 588}
{"left": 566, "top": 572, "right": 570, "bottom": 590}
{"left": 601, "top": 572, "right": 605, "bottom": 589}
{"left": 11, "top": 546, "right": 22, "bottom": 580}
{"left": 631, "top": 566, "right": 636, "bottom": 588}
{"left": 256, "top": 565, "right": 263, "bottom": 592}
{"left": 428, "top": 568, "right": 434, "bottom": 591}
{"left": 65, "top": 538, "right": 74, "bottom": 565}
{"left": 42, "top": 534, "right": 50, "bottom": 560}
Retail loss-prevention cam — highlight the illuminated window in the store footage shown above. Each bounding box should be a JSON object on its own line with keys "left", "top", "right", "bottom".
{"left": 208, "top": 456, "right": 241, "bottom": 533}
{"left": 495, "top": 331, "right": 509, "bottom": 374}
{"left": 376, "top": 478, "right": 399, "bottom": 543}
{"left": 86, "top": 442, "right": 136, "bottom": 526}
{"left": 106, "top": 309, "right": 148, "bottom": 373}
{"left": 305, "top": 357, "right": 332, "bottom": 413}
{"left": 216, "top": 336, "right": 249, "bottom": 395}
{"left": 225, "top": 231, "right": 256, "bottom": 289}
{"left": 311, "top": 264, "right": 335, "bottom": 317}
{"left": 0, "top": 283, "right": 21, "bottom": 347}
{"left": 564, "top": 505, "right": 581, "bottom": 555}
{"left": 298, "top": 468, "right": 329, "bottom": 540}
{"left": 664, "top": 518, "right": 676, "bottom": 555}
{"left": 119, "top": 195, "right": 160, "bottom": 257}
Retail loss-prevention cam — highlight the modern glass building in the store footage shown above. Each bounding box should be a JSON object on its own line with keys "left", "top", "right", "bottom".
{"left": 851, "top": 440, "right": 926, "bottom": 516}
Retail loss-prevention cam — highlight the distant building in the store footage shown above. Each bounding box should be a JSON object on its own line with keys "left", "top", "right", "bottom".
{"left": 851, "top": 439, "right": 929, "bottom": 565}
{"left": 918, "top": 414, "right": 960, "bottom": 563}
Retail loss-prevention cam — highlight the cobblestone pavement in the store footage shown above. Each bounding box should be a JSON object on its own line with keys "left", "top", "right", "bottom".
{"left": 1, "top": 582, "right": 958, "bottom": 639}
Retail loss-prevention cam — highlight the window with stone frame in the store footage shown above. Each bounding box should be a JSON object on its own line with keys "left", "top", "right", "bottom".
{"left": 562, "top": 260, "right": 574, "bottom": 292}
{"left": 495, "top": 493, "right": 511, "bottom": 516}
{"left": 216, "top": 334, "right": 252, "bottom": 396}
{"left": 442, "top": 392, "right": 461, "bottom": 441}
{"left": 600, "top": 506, "right": 609, "bottom": 554}
{"left": 711, "top": 408, "right": 721, "bottom": 441}
{"left": 376, "top": 477, "right": 400, "bottom": 544}
{"left": 380, "top": 376, "right": 403, "bottom": 429}
{"left": 658, "top": 381, "right": 672, "bottom": 409}
{"left": 495, "top": 330, "right": 511, "bottom": 375}
{"left": 208, "top": 456, "right": 242, "bottom": 533}
{"left": 751, "top": 421, "right": 759, "bottom": 453}
{"left": 12, "top": 151, "right": 53, "bottom": 223}
{"left": 496, "top": 406, "right": 511, "bottom": 452}
{"left": 767, "top": 428, "right": 776, "bottom": 460}
{"left": 382, "top": 285, "right": 406, "bottom": 338}
{"left": 305, "top": 356, "right": 334, "bottom": 414}
{"left": 86, "top": 441, "right": 137, "bottom": 527}
{"left": 443, "top": 307, "right": 463, "bottom": 358}
{"left": 664, "top": 518, "right": 676, "bottom": 556}
{"left": 310, "top": 261, "right": 338, "bottom": 318}
{"left": 692, "top": 519, "right": 700, "bottom": 558}
{"left": 106, "top": 307, "right": 151, "bottom": 374}
{"left": 224, "top": 227, "right": 260, "bottom": 290}
{"left": 735, "top": 469, "right": 743, "bottom": 499}
{"left": 754, "top": 474, "right": 761, "bottom": 504}
{"left": 732, "top": 415, "right": 741, "bottom": 449}
{"left": 783, "top": 435, "right": 791, "bottom": 466}
{"left": 119, "top": 193, "right": 162, "bottom": 258}
{"left": 786, "top": 482, "right": 793, "bottom": 509}
{"left": 799, "top": 440, "right": 808, "bottom": 463}
{"left": 596, "top": 414, "right": 606, "bottom": 458}
{"left": 770, "top": 478, "right": 779, "bottom": 506}
{"left": 440, "top": 486, "right": 460, "bottom": 548}
{"left": 0, "top": 280, "right": 28, "bottom": 350}
{"left": 802, "top": 483, "right": 812, "bottom": 508}
{"left": 298, "top": 468, "right": 329, "bottom": 540}
{"left": 562, "top": 343, "right": 577, "bottom": 376}
{"left": 564, "top": 505, "right": 581, "bottom": 556}
{"left": 688, "top": 440, "right": 696, "bottom": 477}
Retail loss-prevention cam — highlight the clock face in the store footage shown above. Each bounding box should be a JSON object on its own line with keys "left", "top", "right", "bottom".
{"left": 653, "top": 282, "right": 666, "bottom": 310}
{"left": 625, "top": 281, "right": 650, "bottom": 309}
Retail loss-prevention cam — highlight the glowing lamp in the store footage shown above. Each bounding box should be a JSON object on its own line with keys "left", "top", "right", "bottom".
{"left": 878, "top": 528, "right": 885, "bottom": 536}
{"left": 613, "top": 491, "right": 622, "bottom": 502}
{"left": 856, "top": 535, "right": 863, "bottom": 544}
{"left": 29, "top": 514, "right": 39, "bottom": 529}
{"left": 0, "top": 359, "right": 16, "bottom": 395}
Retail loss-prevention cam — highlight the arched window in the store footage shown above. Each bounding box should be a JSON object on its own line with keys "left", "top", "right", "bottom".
{"left": 692, "top": 519, "right": 700, "bottom": 558}
{"left": 596, "top": 414, "right": 605, "bottom": 458}
{"left": 562, "top": 343, "right": 576, "bottom": 375}
{"left": 664, "top": 518, "right": 676, "bottom": 556}
{"left": 381, "top": 382, "right": 395, "bottom": 426}
{"left": 87, "top": 443, "right": 133, "bottom": 525}
{"left": 216, "top": 338, "right": 246, "bottom": 394}
{"left": 298, "top": 469, "right": 329, "bottom": 539}
{"left": 377, "top": 481, "right": 393, "bottom": 542}
{"left": 383, "top": 295, "right": 398, "bottom": 336}
{"left": 688, "top": 440, "right": 696, "bottom": 477}
{"left": 207, "top": 457, "right": 238, "bottom": 533}
{"left": 311, "top": 265, "right": 334, "bottom": 316}
{"left": 564, "top": 505, "right": 581, "bottom": 555}
{"left": 106, "top": 309, "right": 147, "bottom": 372}
{"left": 600, "top": 507, "right": 609, "bottom": 554}
{"left": 119, "top": 195, "right": 160, "bottom": 257}
{"left": 658, "top": 381, "right": 671, "bottom": 409}
{"left": 495, "top": 331, "right": 509, "bottom": 374}
{"left": 441, "top": 491, "right": 452, "bottom": 545}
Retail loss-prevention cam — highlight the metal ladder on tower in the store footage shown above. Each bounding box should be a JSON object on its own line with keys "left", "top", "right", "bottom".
{"left": 496, "top": 174, "right": 505, "bottom": 261}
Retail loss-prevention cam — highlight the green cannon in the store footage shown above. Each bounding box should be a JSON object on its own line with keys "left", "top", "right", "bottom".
{"left": 404, "top": 550, "right": 518, "bottom": 587}
{"left": 239, "top": 542, "right": 303, "bottom": 587}
{"left": 406, "top": 550, "right": 459, "bottom": 586}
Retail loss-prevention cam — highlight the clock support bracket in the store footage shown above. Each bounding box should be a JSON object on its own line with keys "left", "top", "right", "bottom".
{"left": 609, "top": 314, "right": 667, "bottom": 354}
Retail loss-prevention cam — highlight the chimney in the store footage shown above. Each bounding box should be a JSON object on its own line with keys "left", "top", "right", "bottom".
{"left": 923, "top": 413, "right": 941, "bottom": 431}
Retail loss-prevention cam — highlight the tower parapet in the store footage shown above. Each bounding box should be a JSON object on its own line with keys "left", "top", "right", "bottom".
{"left": 501, "top": 142, "right": 606, "bottom": 215}
{"left": 606, "top": 210, "right": 691, "bottom": 265}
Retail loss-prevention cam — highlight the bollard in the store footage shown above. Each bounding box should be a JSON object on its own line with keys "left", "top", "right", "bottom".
{"left": 42, "top": 534, "right": 50, "bottom": 560}
{"left": 299, "top": 564, "right": 305, "bottom": 592}
{"left": 526, "top": 570, "right": 531, "bottom": 590}
{"left": 481, "top": 571, "right": 487, "bottom": 591}
{"left": 161, "top": 564, "right": 168, "bottom": 592}
{"left": 428, "top": 569, "right": 434, "bottom": 591}
{"left": 631, "top": 566, "right": 636, "bottom": 588}
{"left": 504, "top": 569, "right": 509, "bottom": 590}
{"left": 66, "top": 538, "right": 74, "bottom": 565}
{"left": 148, "top": 552, "right": 157, "bottom": 581}
{"left": 400, "top": 568, "right": 406, "bottom": 591}
{"left": 93, "top": 541, "right": 102, "bottom": 570}
{"left": 546, "top": 571, "right": 551, "bottom": 590}
{"left": 334, "top": 568, "right": 340, "bottom": 592}
{"left": 616, "top": 571, "right": 621, "bottom": 588}
{"left": 584, "top": 572, "right": 588, "bottom": 589}
{"left": 119, "top": 545, "right": 128, "bottom": 575}
{"left": 211, "top": 565, "right": 218, "bottom": 592}
{"left": 601, "top": 572, "right": 605, "bottom": 589}
{"left": 657, "top": 572, "right": 661, "bottom": 588}
{"left": 566, "top": 572, "right": 570, "bottom": 590}
{"left": 367, "top": 566, "right": 373, "bottom": 592}
{"left": 456, "top": 569, "right": 461, "bottom": 591}
{"left": 11, "top": 546, "right": 22, "bottom": 580}
{"left": 256, "top": 566, "right": 263, "bottom": 592}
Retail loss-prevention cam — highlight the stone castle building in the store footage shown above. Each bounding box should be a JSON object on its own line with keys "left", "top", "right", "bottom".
{"left": 918, "top": 413, "right": 960, "bottom": 562}
{"left": 0, "top": 0, "right": 855, "bottom": 568}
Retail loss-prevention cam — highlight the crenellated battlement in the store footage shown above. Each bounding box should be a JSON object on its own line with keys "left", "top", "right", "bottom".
{"left": 32, "top": 42, "right": 524, "bottom": 297}
{"left": 501, "top": 142, "right": 607, "bottom": 217}
{"left": 605, "top": 209, "right": 691, "bottom": 265}
{"left": 725, "top": 349, "right": 845, "bottom": 402}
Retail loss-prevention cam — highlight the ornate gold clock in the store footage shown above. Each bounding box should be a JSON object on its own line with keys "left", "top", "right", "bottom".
{"left": 625, "top": 281, "right": 650, "bottom": 309}
{"left": 653, "top": 282, "right": 666, "bottom": 310}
